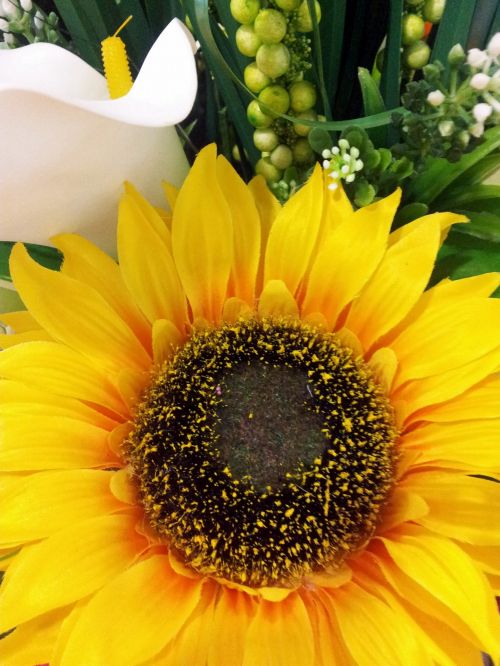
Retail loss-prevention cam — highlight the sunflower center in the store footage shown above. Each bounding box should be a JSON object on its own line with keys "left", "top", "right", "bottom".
{"left": 126, "top": 318, "right": 397, "bottom": 587}
{"left": 215, "top": 363, "right": 327, "bottom": 491}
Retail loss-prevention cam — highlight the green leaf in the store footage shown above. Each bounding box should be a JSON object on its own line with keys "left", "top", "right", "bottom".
{"left": 319, "top": 0, "right": 346, "bottom": 106}
{"left": 436, "top": 184, "right": 500, "bottom": 210}
{"left": 308, "top": 127, "right": 333, "bottom": 154}
{"left": 405, "top": 126, "right": 500, "bottom": 205}
{"left": 306, "top": 0, "right": 332, "bottom": 119}
{"left": 393, "top": 202, "right": 430, "bottom": 229}
{"left": 358, "top": 67, "right": 386, "bottom": 146}
{"left": 452, "top": 210, "right": 500, "bottom": 242}
{"left": 431, "top": 0, "right": 476, "bottom": 75}
{"left": 0, "top": 242, "right": 62, "bottom": 283}
{"left": 439, "top": 152, "right": 500, "bottom": 192}
{"left": 112, "top": 0, "right": 152, "bottom": 70}
{"left": 380, "top": 0, "right": 403, "bottom": 116}
{"left": 52, "top": 0, "right": 104, "bottom": 69}
{"left": 468, "top": 0, "right": 498, "bottom": 49}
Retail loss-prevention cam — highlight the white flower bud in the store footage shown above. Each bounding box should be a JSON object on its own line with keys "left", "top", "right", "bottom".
{"left": 338, "top": 139, "right": 349, "bottom": 151}
{"left": 469, "top": 122, "right": 484, "bottom": 138}
{"left": 427, "top": 89, "right": 445, "bottom": 106}
{"left": 33, "top": 9, "right": 43, "bottom": 30}
{"left": 20, "top": 0, "right": 32, "bottom": 10}
{"left": 473, "top": 102, "right": 493, "bottom": 123}
{"left": 470, "top": 73, "right": 491, "bottom": 90}
{"left": 350, "top": 147, "right": 360, "bottom": 158}
{"left": 487, "top": 32, "right": 500, "bottom": 58}
{"left": 0, "top": 17, "right": 9, "bottom": 30}
{"left": 2, "top": 0, "right": 20, "bottom": 19}
{"left": 467, "top": 48, "right": 488, "bottom": 68}
{"left": 328, "top": 182, "right": 338, "bottom": 191}
{"left": 438, "top": 120, "right": 454, "bottom": 137}
{"left": 322, "top": 159, "right": 330, "bottom": 169}
{"left": 3, "top": 30, "right": 14, "bottom": 44}
{"left": 321, "top": 149, "right": 332, "bottom": 159}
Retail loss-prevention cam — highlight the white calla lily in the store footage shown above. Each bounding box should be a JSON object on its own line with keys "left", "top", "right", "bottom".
{"left": 0, "top": 18, "right": 197, "bottom": 255}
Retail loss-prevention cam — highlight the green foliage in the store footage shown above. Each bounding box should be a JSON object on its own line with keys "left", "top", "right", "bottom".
{"left": 0, "top": 242, "right": 62, "bottom": 283}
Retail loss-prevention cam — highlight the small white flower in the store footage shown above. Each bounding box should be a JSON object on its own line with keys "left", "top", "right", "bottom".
{"left": 341, "top": 164, "right": 349, "bottom": 175}
{"left": 1, "top": 0, "right": 20, "bottom": 19}
{"left": 3, "top": 30, "right": 14, "bottom": 44}
{"left": 427, "top": 90, "right": 445, "bottom": 106}
{"left": 331, "top": 146, "right": 340, "bottom": 155}
{"left": 322, "top": 159, "right": 330, "bottom": 169}
{"left": 330, "top": 170, "right": 339, "bottom": 179}
{"left": 467, "top": 48, "right": 488, "bottom": 68}
{"left": 345, "top": 174, "right": 355, "bottom": 183}
{"left": 487, "top": 32, "right": 500, "bottom": 58}
{"left": 470, "top": 73, "right": 491, "bottom": 91}
{"left": 321, "top": 148, "right": 332, "bottom": 159}
{"left": 438, "top": 120, "right": 454, "bottom": 137}
{"left": 355, "top": 159, "right": 364, "bottom": 171}
{"left": 328, "top": 182, "right": 338, "bottom": 191}
{"left": 338, "top": 139, "right": 349, "bottom": 151}
{"left": 20, "top": 0, "right": 31, "bottom": 10}
{"left": 0, "top": 17, "right": 10, "bottom": 31}
{"left": 350, "top": 147, "right": 360, "bottom": 158}
{"left": 33, "top": 8, "right": 43, "bottom": 31}
{"left": 469, "top": 122, "right": 485, "bottom": 138}
{"left": 473, "top": 102, "right": 493, "bottom": 123}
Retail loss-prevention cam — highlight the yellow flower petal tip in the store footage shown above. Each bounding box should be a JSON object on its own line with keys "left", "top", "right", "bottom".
{"left": 2, "top": 144, "right": 500, "bottom": 666}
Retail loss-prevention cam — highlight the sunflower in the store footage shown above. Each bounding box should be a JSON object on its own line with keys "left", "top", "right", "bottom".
{"left": 1, "top": 144, "right": 500, "bottom": 666}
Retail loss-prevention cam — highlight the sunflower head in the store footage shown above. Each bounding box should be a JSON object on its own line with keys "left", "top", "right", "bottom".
{"left": 1, "top": 144, "right": 500, "bottom": 666}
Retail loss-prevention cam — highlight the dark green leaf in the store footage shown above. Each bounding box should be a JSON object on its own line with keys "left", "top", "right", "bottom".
{"left": 0, "top": 242, "right": 62, "bottom": 283}
{"left": 380, "top": 0, "right": 403, "bottom": 117}
{"left": 431, "top": 0, "right": 476, "bottom": 75}
{"left": 393, "top": 202, "right": 429, "bottom": 229}
{"left": 308, "top": 127, "right": 333, "bottom": 154}
{"left": 319, "top": 0, "right": 346, "bottom": 106}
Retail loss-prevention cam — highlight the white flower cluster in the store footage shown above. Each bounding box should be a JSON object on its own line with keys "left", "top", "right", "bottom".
{"left": 322, "top": 139, "right": 364, "bottom": 191}
{"left": 466, "top": 33, "right": 500, "bottom": 137}
{"left": 0, "top": 0, "right": 58, "bottom": 49}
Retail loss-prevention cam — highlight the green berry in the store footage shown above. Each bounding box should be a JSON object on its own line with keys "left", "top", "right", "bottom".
{"left": 423, "top": 0, "right": 446, "bottom": 23}
{"left": 244, "top": 62, "right": 271, "bottom": 92}
{"left": 292, "top": 137, "right": 314, "bottom": 165}
{"left": 230, "top": 0, "right": 261, "bottom": 25}
{"left": 270, "top": 144, "right": 293, "bottom": 169}
{"left": 255, "top": 157, "right": 283, "bottom": 182}
{"left": 236, "top": 25, "right": 262, "bottom": 57}
{"left": 256, "top": 43, "right": 291, "bottom": 79}
{"left": 294, "top": 0, "right": 321, "bottom": 32}
{"left": 254, "top": 9, "right": 287, "bottom": 45}
{"left": 289, "top": 80, "right": 317, "bottom": 112}
{"left": 258, "top": 84, "right": 290, "bottom": 116}
{"left": 275, "top": 0, "right": 302, "bottom": 10}
{"left": 247, "top": 100, "right": 273, "bottom": 128}
{"left": 293, "top": 109, "right": 317, "bottom": 136}
{"left": 253, "top": 128, "right": 280, "bottom": 152}
{"left": 402, "top": 14, "right": 425, "bottom": 45}
{"left": 403, "top": 40, "right": 431, "bottom": 69}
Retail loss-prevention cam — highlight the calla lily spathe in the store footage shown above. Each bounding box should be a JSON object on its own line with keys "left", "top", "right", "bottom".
{"left": 0, "top": 18, "right": 197, "bottom": 254}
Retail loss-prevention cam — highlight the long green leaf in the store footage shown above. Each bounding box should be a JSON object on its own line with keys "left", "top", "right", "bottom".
{"left": 431, "top": 0, "right": 476, "bottom": 74}
{"left": 112, "top": 0, "right": 152, "bottom": 70}
{"left": 212, "top": 0, "right": 248, "bottom": 75}
{"left": 405, "top": 126, "right": 500, "bottom": 204}
{"left": 468, "top": 0, "right": 498, "bottom": 49}
{"left": 488, "top": 0, "right": 500, "bottom": 40}
{"left": 440, "top": 152, "right": 500, "bottom": 192}
{"left": 436, "top": 184, "right": 500, "bottom": 210}
{"left": 52, "top": 0, "right": 103, "bottom": 68}
{"left": 380, "top": 0, "right": 403, "bottom": 112}
{"left": 358, "top": 67, "right": 386, "bottom": 145}
{"left": 320, "top": 0, "right": 346, "bottom": 107}
{"left": 307, "top": 0, "right": 332, "bottom": 119}
{"left": 0, "top": 243, "right": 62, "bottom": 283}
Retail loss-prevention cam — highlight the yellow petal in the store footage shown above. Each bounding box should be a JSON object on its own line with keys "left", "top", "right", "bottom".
{"left": 0, "top": 414, "right": 116, "bottom": 471}
{"left": 0, "top": 310, "right": 39, "bottom": 332}
{"left": 0, "top": 513, "right": 145, "bottom": 632}
{"left": 393, "top": 346, "right": 500, "bottom": 415}
{"left": 302, "top": 189, "right": 399, "bottom": 328}
{"left": 304, "top": 591, "right": 355, "bottom": 666}
{"left": 331, "top": 581, "right": 424, "bottom": 666}
{"left": 0, "top": 341, "right": 127, "bottom": 417}
{"left": 10, "top": 244, "right": 151, "bottom": 373}
{"left": 116, "top": 368, "right": 149, "bottom": 412}
{"left": 0, "top": 329, "right": 52, "bottom": 347}
{"left": 248, "top": 174, "right": 281, "bottom": 294}
{"left": 345, "top": 218, "right": 441, "bottom": 348}
{"left": 258, "top": 279, "right": 299, "bottom": 318}
{"left": 403, "top": 471, "right": 500, "bottom": 545}
{"left": 217, "top": 155, "right": 261, "bottom": 305}
{"left": 413, "top": 374, "right": 500, "bottom": 423}
{"left": 321, "top": 178, "right": 353, "bottom": 232}
{"left": 162, "top": 180, "right": 179, "bottom": 211}
{"left": 460, "top": 543, "right": 500, "bottom": 576}
{"left": 118, "top": 193, "right": 188, "bottom": 330}
{"left": 0, "top": 606, "right": 70, "bottom": 666}
{"left": 52, "top": 233, "right": 152, "bottom": 350}
{"left": 172, "top": 144, "right": 233, "bottom": 323}
{"left": 378, "top": 486, "right": 429, "bottom": 533}
{"left": 391, "top": 298, "right": 500, "bottom": 383}
{"left": 0, "top": 379, "right": 118, "bottom": 430}
{"left": 152, "top": 319, "right": 183, "bottom": 367}
{"left": 367, "top": 347, "right": 398, "bottom": 393}
{"left": 207, "top": 589, "right": 255, "bottom": 666}
{"left": 264, "top": 165, "right": 323, "bottom": 296}
{"left": 0, "top": 470, "right": 123, "bottom": 547}
{"left": 388, "top": 211, "right": 467, "bottom": 247}
{"left": 150, "top": 582, "right": 218, "bottom": 666}
{"left": 379, "top": 528, "right": 500, "bottom": 655}
{"left": 401, "top": 419, "right": 500, "bottom": 472}
{"left": 124, "top": 181, "right": 172, "bottom": 247}
{"left": 109, "top": 468, "right": 137, "bottom": 505}
{"left": 60, "top": 554, "right": 203, "bottom": 666}
{"left": 222, "top": 296, "right": 253, "bottom": 323}
{"left": 242, "top": 594, "right": 314, "bottom": 666}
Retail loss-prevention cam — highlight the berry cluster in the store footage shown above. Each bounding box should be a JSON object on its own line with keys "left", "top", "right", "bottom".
{"left": 230, "top": 0, "right": 321, "bottom": 183}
